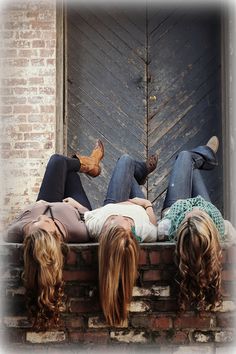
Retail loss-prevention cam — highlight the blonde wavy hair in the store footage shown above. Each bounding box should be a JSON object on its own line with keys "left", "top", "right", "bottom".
{"left": 98, "top": 225, "right": 139, "bottom": 326}
{"left": 22, "top": 229, "right": 67, "bottom": 329}
{"left": 175, "top": 212, "right": 222, "bottom": 312}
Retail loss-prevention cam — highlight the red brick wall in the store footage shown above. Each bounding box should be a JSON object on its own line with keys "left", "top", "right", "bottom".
{"left": 1, "top": 242, "right": 235, "bottom": 348}
{"left": 0, "top": 1, "right": 56, "bottom": 231}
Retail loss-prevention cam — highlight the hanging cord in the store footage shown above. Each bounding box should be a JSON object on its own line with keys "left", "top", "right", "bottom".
{"left": 78, "top": 211, "right": 85, "bottom": 221}
{"left": 43, "top": 205, "right": 65, "bottom": 238}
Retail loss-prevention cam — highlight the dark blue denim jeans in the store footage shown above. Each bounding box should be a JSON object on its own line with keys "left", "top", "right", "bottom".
{"left": 162, "top": 145, "right": 218, "bottom": 210}
{"left": 36, "top": 154, "right": 92, "bottom": 210}
{"left": 104, "top": 154, "right": 148, "bottom": 205}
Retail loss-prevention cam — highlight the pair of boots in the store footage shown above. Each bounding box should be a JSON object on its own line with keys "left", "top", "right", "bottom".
{"left": 74, "top": 136, "right": 218, "bottom": 179}
{"left": 73, "top": 140, "right": 158, "bottom": 180}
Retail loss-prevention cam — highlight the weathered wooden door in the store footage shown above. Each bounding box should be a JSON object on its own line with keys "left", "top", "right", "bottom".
{"left": 67, "top": 5, "right": 223, "bottom": 217}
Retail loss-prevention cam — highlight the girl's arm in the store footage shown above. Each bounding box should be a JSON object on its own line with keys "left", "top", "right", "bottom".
{"left": 128, "top": 197, "right": 151, "bottom": 208}
{"left": 128, "top": 197, "right": 157, "bottom": 225}
{"left": 224, "top": 219, "right": 236, "bottom": 244}
{"left": 63, "top": 197, "right": 89, "bottom": 213}
{"left": 157, "top": 218, "right": 172, "bottom": 240}
{"left": 145, "top": 205, "right": 157, "bottom": 225}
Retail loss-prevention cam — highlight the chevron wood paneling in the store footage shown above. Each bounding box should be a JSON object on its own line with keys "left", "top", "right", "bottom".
{"left": 147, "top": 9, "right": 222, "bottom": 218}
{"left": 67, "top": 5, "right": 147, "bottom": 209}
{"left": 67, "top": 6, "right": 223, "bottom": 216}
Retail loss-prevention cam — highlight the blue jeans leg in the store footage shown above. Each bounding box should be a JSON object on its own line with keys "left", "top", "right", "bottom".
{"left": 163, "top": 145, "right": 217, "bottom": 209}
{"left": 37, "top": 154, "right": 91, "bottom": 209}
{"left": 133, "top": 160, "right": 148, "bottom": 185}
{"left": 130, "top": 179, "right": 146, "bottom": 199}
{"left": 192, "top": 169, "right": 211, "bottom": 202}
{"left": 104, "top": 154, "right": 146, "bottom": 205}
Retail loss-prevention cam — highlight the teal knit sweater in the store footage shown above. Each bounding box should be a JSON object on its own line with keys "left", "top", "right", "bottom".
{"left": 162, "top": 195, "right": 225, "bottom": 242}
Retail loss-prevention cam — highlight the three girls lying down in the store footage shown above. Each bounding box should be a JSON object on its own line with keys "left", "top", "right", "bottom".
{"left": 4, "top": 137, "right": 236, "bottom": 328}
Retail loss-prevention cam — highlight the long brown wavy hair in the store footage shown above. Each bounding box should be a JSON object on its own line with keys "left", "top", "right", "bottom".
{"left": 22, "top": 229, "right": 66, "bottom": 329}
{"left": 175, "top": 212, "right": 222, "bottom": 312}
{"left": 98, "top": 225, "right": 139, "bottom": 326}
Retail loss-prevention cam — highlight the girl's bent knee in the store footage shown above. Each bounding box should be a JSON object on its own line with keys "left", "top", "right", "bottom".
{"left": 48, "top": 154, "right": 66, "bottom": 165}
{"left": 119, "top": 154, "right": 133, "bottom": 163}
{"left": 177, "top": 150, "right": 191, "bottom": 160}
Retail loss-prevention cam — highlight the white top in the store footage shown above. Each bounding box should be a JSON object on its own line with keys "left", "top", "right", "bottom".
{"left": 84, "top": 203, "right": 157, "bottom": 242}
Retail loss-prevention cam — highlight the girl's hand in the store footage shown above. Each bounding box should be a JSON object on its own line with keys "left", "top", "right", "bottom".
{"left": 63, "top": 197, "right": 89, "bottom": 212}
{"left": 63, "top": 197, "right": 79, "bottom": 208}
{"left": 129, "top": 197, "right": 157, "bottom": 225}
{"left": 128, "top": 197, "right": 152, "bottom": 209}
{"left": 36, "top": 200, "right": 47, "bottom": 204}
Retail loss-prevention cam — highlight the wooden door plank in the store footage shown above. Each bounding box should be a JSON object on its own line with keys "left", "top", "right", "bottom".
{"left": 148, "top": 9, "right": 222, "bottom": 216}
{"left": 120, "top": 6, "right": 147, "bottom": 32}
{"left": 72, "top": 8, "right": 145, "bottom": 70}
{"left": 68, "top": 89, "right": 146, "bottom": 157}
{"left": 85, "top": 7, "right": 146, "bottom": 56}
{"left": 148, "top": 61, "right": 221, "bottom": 142}
{"left": 101, "top": 7, "right": 146, "bottom": 46}
{"left": 68, "top": 11, "right": 144, "bottom": 76}
{"left": 68, "top": 52, "right": 145, "bottom": 135}
{"left": 67, "top": 7, "right": 147, "bottom": 208}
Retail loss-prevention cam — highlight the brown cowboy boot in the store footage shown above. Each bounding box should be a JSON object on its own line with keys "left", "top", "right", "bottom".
{"left": 139, "top": 154, "right": 158, "bottom": 185}
{"left": 73, "top": 139, "right": 104, "bottom": 177}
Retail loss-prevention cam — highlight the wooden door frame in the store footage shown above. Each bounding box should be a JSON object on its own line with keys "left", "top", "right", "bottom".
{"left": 56, "top": 4, "right": 235, "bottom": 220}
{"left": 221, "top": 8, "right": 236, "bottom": 223}
{"left": 221, "top": 11, "right": 230, "bottom": 219}
{"left": 56, "top": 1, "right": 67, "bottom": 155}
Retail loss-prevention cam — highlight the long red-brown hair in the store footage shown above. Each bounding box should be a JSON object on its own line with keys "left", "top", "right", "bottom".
{"left": 22, "top": 229, "right": 67, "bottom": 329}
{"left": 98, "top": 225, "right": 139, "bottom": 326}
{"left": 175, "top": 212, "right": 222, "bottom": 312}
